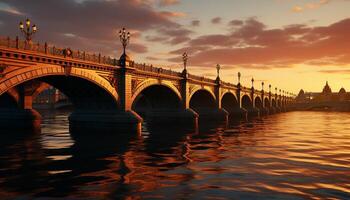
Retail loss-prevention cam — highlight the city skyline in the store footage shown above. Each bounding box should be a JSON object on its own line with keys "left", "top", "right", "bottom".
{"left": 0, "top": 0, "right": 349, "bottom": 93}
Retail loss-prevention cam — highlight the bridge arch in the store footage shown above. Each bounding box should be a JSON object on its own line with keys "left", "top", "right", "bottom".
{"left": 189, "top": 86, "right": 216, "bottom": 102}
{"left": 131, "top": 80, "right": 181, "bottom": 104}
{"left": 189, "top": 89, "right": 216, "bottom": 112}
{"left": 131, "top": 84, "right": 182, "bottom": 116}
{"left": 254, "top": 96, "right": 263, "bottom": 109}
{"left": 32, "top": 83, "right": 52, "bottom": 100}
{"left": 241, "top": 95, "right": 253, "bottom": 110}
{"left": 0, "top": 65, "right": 119, "bottom": 109}
{"left": 272, "top": 99, "right": 277, "bottom": 107}
{"left": 264, "top": 97, "right": 270, "bottom": 108}
{"left": 221, "top": 92, "right": 239, "bottom": 112}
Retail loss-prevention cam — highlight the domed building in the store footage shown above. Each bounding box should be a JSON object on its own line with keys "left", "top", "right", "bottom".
{"left": 322, "top": 81, "right": 332, "bottom": 94}
{"left": 297, "top": 82, "right": 350, "bottom": 103}
{"left": 339, "top": 87, "right": 347, "bottom": 101}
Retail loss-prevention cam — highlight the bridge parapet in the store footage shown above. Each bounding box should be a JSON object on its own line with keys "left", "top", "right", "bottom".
{"left": 133, "top": 62, "right": 182, "bottom": 77}
{"left": 188, "top": 74, "right": 216, "bottom": 84}
{"left": 0, "top": 36, "right": 117, "bottom": 66}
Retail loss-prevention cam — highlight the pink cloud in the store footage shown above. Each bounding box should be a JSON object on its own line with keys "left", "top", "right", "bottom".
{"left": 211, "top": 17, "right": 222, "bottom": 24}
{"left": 169, "top": 17, "right": 350, "bottom": 69}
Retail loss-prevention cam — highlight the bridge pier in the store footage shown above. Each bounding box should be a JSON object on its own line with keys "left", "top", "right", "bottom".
{"left": 227, "top": 107, "right": 248, "bottom": 121}
{"left": 69, "top": 110, "right": 142, "bottom": 134}
{"left": 142, "top": 108, "right": 198, "bottom": 129}
{"left": 246, "top": 107, "right": 260, "bottom": 118}
{"left": 0, "top": 108, "right": 41, "bottom": 133}
{"left": 259, "top": 107, "right": 269, "bottom": 116}
{"left": 195, "top": 108, "right": 228, "bottom": 125}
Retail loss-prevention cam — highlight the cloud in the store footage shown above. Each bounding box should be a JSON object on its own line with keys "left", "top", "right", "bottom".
{"left": 291, "top": 0, "right": 349, "bottom": 13}
{"left": 0, "top": 0, "right": 189, "bottom": 55}
{"left": 318, "top": 69, "right": 350, "bottom": 74}
{"left": 211, "top": 17, "right": 222, "bottom": 24}
{"left": 228, "top": 19, "right": 244, "bottom": 27}
{"left": 191, "top": 20, "right": 200, "bottom": 27}
{"left": 158, "top": 0, "right": 180, "bottom": 7}
{"left": 168, "top": 17, "right": 350, "bottom": 70}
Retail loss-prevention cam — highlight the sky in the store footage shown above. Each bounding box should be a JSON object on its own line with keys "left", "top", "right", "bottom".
{"left": 0, "top": 0, "right": 349, "bottom": 94}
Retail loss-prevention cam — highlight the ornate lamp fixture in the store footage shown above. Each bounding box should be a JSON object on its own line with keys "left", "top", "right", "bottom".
{"left": 19, "top": 18, "right": 37, "bottom": 42}
{"left": 119, "top": 27, "right": 130, "bottom": 55}
{"left": 216, "top": 64, "right": 221, "bottom": 78}
{"left": 182, "top": 52, "right": 188, "bottom": 72}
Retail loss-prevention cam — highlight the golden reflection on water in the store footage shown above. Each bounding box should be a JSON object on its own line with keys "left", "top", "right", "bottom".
{"left": 0, "top": 111, "right": 350, "bottom": 199}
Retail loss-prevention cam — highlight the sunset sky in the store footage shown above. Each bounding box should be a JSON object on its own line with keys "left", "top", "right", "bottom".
{"left": 0, "top": 0, "right": 349, "bottom": 94}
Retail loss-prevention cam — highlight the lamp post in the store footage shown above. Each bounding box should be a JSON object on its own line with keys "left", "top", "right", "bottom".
{"left": 269, "top": 84, "right": 271, "bottom": 93}
{"left": 251, "top": 78, "right": 254, "bottom": 88}
{"left": 19, "top": 18, "right": 37, "bottom": 43}
{"left": 119, "top": 27, "right": 130, "bottom": 55}
{"left": 182, "top": 52, "right": 188, "bottom": 72}
{"left": 262, "top": 82, "right": 264, "bottom": 91}
{"left": 238, "top": 72, "right": 241, "bottom": 85}
{"left": 275, "top": 87, "right": 278, "bottom": 95}
{"left": 216, "top": 64, "right": 221, "bottom": 79}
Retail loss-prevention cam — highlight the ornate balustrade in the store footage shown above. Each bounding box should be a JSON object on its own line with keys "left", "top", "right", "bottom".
{"left": 0, "top": 36, "right": 116, "bottom": 65}
{"left": 188, "top": 74, "right": 217, "bottom": 83}
{"left": 133, "top": 62, "right": 182, "bottom": 77}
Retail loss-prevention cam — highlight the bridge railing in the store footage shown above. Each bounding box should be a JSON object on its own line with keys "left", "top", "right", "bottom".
{"left": 0, "top": 36, "right": 117, "bottom": 65}
{"left": 188, "top": 74, "right": 217, "bottom": 83}
{"left": 221, "top": 81, "right": 237, "bottom": 88}
{"left": 133, "top": 62, "right": 182, "bottom": 77}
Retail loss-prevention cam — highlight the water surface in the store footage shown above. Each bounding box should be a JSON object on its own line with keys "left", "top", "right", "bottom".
{"left": 0, "top": 111, "right": 350, "bottom": 199}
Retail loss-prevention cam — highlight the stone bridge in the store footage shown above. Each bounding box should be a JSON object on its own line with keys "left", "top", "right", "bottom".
{"left": 0, "top": 36, "right": 295, "bottom": 132}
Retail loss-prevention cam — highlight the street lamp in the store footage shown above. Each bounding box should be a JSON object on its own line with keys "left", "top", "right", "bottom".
{"left": 119, "top": 27, "right": 130, "bottom": 55}
{"left": 251, "top": 78, "right": 254, "bottom": 88}
{"left": 216, "top": 64, "right": 221, "bottom": 79}
{"left": 269, "top": 84, "right": 271, "bottom": 93}
{"left": 19, "top": 18, "right": 37, "bottom": 42}
{"left": 262, "top": 82, "right": 264, "bottom": 91}
{"left": 238, "top": 72, "right": 241, "bottom": 85}
{"left": 275, "top": 87, "right": 278, "bottom": 94}
{"left": 182, "top": 52, "right": 188, "bottom": 72}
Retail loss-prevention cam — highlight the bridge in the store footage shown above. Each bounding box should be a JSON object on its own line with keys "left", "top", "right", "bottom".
{"left": 0, "top": 36, "right": 295, "bottom": 133}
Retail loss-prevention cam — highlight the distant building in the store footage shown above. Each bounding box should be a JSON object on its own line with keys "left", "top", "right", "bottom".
{"left": 296, "top": 81, "right": 350, "bottom": 103}
{"left": 33, "top": 87, "right": 71, "bottom": 109}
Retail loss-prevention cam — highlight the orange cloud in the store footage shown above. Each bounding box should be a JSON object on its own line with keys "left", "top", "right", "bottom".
{"left": 291, "top": 0, "right": 350, "bottom": 13}
{"left": 159, "top": 0, "right": 180, "bottom": 6}
{"left": 168, "top": 17, "right": 350, "bottom": 70}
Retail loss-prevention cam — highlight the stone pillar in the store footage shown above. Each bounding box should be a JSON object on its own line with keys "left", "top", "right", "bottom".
{"left": 260, "top": 91, "right": 268, "bottom": 115}
{"left": 214, "top": 79, "right": 228, "bottom": 124}
{"left": 0, "top": 84, "right": 41, "bottom": 132}
{"left": 215, "top": 80, "right": 222, "bottom": 109}
{"left": 181, "top": 72, "right": 190, "bottom": 110}
{"left": 249, "top": 88, "right": 259, "bottom": 117}
{"left": 235, "top": 84, "right": 247, "bottom": 119}
{"left": 118, "top": 68, "right": 133, "bottom": 111}
{"left": 237, "top": 86, "right": 241, "bottom": 108}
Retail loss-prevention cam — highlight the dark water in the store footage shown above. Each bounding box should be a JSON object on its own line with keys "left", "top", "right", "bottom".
{"left": 1, "top": 111, "right": 350, "bottom": 199}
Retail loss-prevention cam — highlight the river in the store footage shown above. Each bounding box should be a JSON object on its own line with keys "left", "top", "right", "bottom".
{"left": 0, "top": 111, "right": 350, "bottom": 199}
